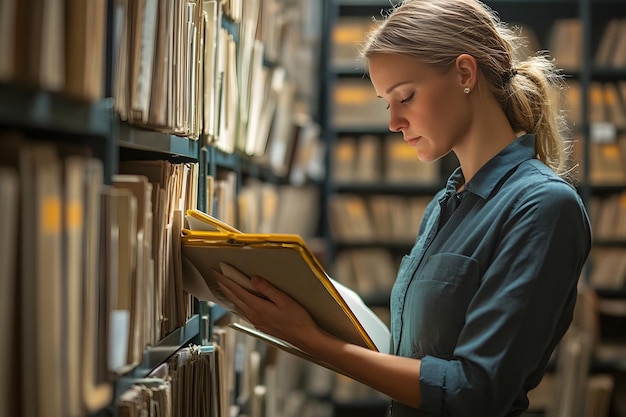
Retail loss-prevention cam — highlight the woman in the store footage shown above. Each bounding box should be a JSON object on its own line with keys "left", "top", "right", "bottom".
{"left": 215, "top": 0, "right": 592, "bottom": 415}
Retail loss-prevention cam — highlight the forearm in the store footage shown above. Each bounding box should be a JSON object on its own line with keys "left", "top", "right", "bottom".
{"left": 301, "top": 329, "right": 422, "bottom": 409}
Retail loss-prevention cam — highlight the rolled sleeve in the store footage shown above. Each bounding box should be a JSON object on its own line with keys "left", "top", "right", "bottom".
{"left": 419, "top": 356, "right": 447, "bottom": 414}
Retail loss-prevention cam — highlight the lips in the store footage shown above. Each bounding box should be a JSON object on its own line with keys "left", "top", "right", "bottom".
{"left": 405, "top": 136, "right": 421, "bottom": 147}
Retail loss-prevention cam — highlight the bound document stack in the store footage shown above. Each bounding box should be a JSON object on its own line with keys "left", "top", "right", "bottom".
{"left": 180, "top": 209, "right": 391, "bottom": 372}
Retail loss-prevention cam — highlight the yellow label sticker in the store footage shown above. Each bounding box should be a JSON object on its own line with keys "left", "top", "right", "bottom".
{"left": 42, "top": 197, "right": 61, "bottom": 233}
{"left": 604, "top": 87, "right": 617, "bottom": 105}
{"left": 346, "top": 200, "right": 366, "bottom": 216}
{"left": 66, "top": 202, "right": 83, "bottom": 229}
{"left": 602, "top": 144, "right": 619, "bottom": 159}
{"left": 336, "top": 143, "right": 355, "bottom": 159}
{"left": 333, "top": 26, "right": 366, "bottom": 44}
{"left": 335, "top": 86, "right": 373, "bottom": 104}
{"left": 390, "top": 142, "right": 417, "bottom": 160}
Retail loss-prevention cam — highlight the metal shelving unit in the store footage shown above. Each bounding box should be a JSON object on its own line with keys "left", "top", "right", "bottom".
{"left": 118, "top": 122, "right": 200, "bottom": 161}
{"left": 123, "top": 314, "right": 201, "bottom": 380}
{"left": 0, "top": 83, "right": 114, "bottom": 139}
{"left": 0, "top": 83, "right": 116, "bottom": 180}
{"left": 0, "top": 82, "right": 205, "bottom": 417}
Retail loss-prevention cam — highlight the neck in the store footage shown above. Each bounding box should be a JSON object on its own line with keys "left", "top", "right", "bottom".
{"left": 453, "top": 85, "right": 517, "bottom": 183}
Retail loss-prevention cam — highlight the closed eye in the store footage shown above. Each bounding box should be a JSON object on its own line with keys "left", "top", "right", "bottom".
{"left": 401, "top": 93, "right": 415, "bottom": 104}
{"left": 386, "top": 93, "right": 415, "bottom": 110}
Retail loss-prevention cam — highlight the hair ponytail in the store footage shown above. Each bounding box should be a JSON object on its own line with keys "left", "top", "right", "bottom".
{"left": 502, "top": 55, "right": 569, "bottom": 177}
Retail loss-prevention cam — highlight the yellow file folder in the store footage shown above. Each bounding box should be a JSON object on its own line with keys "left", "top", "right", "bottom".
{"left": 180, "top": 209, "right": 391, "bottom": 371}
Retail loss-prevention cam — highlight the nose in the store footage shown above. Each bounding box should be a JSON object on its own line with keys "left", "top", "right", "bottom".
{"left": 388, "top": 107, "right": 408, "bottom": 133}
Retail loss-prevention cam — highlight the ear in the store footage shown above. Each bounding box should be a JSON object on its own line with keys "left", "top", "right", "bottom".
{"left": 455, "top": 54, "right": 478, "bottom": 91}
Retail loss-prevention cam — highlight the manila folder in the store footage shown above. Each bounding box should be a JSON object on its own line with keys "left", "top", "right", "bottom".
{"left": 180, "top": 209, "right": 391, "bottom": 358}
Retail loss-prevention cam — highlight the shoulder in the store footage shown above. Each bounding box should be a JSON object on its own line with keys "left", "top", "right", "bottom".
{"left": 489, "top": 160, "right": 591, "bottom": 257}
{"left": 506, "top": 159, "right": 587, "bottom": 222}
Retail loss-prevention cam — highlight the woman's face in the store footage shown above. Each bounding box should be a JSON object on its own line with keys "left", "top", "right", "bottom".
{"left": 368, "top": 53, "right": 472, "bottom": 163}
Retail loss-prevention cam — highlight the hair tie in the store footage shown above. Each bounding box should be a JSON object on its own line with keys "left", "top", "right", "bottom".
{"left": 503, "top": 67, "right": 518, "bottom": 83}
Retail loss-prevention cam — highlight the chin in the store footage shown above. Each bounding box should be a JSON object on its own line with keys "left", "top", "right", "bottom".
{"left": 415, "top": 151, "right": 437, "bottom": 164}
{"left": 417, "top": 146, "right": 452, "bottom": 164}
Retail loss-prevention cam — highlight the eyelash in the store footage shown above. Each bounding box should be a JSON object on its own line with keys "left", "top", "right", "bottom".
{"left": 401, "top": 93, "right": 415, "bottom": 104}
{"left": 386, "top": 93, "right": 415, "bottom": 110}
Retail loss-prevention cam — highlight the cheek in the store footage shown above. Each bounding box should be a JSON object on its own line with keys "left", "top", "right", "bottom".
{"left": 430, "top": 85, "right": 461, "bottom": 119}
{"left": 426, "top": 89, "right": 469, "bottom": 140}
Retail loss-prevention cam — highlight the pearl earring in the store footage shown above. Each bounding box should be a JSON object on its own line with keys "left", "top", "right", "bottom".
{"left": 464, "top": 87, "right": 471, "bottom": 94}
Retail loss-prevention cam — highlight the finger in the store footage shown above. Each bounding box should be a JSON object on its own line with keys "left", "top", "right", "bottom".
{"left": 213, "top": 267, "right": 269, "bottom": 300}
{"left": 210, "top": 269, "right": 247, "bottom": 312}
{"left": 216, "top": 279, "right": 250, "bottom": 316}
{"left": 218, "top": 262, "right": 264, "bottom": 296}
{"left": 215, "top": 270, "right": 271, "bottom": 308}
{"left": 250, "top": 275, "right": 293, "bottom": 308}
{"left": 209, "top": 268, "right": 255, "bottom": 318}
{"left": 215, "top": 274, "right": 280, "bottom": 332}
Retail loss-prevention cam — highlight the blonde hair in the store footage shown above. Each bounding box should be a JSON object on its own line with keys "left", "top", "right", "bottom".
{"left": 361, "top": 0, "right": 570, "bottom": 177}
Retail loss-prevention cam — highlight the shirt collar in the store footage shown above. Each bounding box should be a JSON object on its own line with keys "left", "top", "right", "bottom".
{"left": 442, "top": 133, "right": 537, "bottom": 201}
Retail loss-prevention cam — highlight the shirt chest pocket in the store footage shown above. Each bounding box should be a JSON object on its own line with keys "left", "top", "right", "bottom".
{"left": 418, "top": 253, "right": 481, "bottom": 287}
{"left": 402, "top": 253, "right": 481, "bottom": 358}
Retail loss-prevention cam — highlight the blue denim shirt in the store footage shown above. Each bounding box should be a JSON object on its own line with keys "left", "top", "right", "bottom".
{"left": 390, "top": 134, "right": 591, "bottom": 417}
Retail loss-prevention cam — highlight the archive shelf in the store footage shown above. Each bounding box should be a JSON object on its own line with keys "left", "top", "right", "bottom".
{"left": 122, "top": 315, "right": 201, "bottom": 380}
{"left": 591, "top": 68, "right": 626, "bottom": 81}
{"left": 2, "top": 0, "right": 327, "bottom": 415}
{"left": 208, "top": 146, "right": 290, "bottom": 185}
{"left": 0, "top": 83, "right": 113, "bottom": 139}
{"left": 0, "top": 66, "right": 203, "bottom": 417}
{"left": 110, "top": 315, "right": 202, "bottom": 415}
{"left": 331, "top": 182, "right": 442, "bottom": 194}
{"left": 210, "top": 146, "right": 241, "bottom": 172}
{"left": 118, "top": 122, "right": 200, "bottom": 162}
{"left": 0, "top": 83, "right": 116, "bottom": 181}
{"left": 0, "top": 87, "right": 204, "bottom": 417}
{"left": 333, "top": 126, "right": 398, "bottom": 135}
{"left": 585, "top": 0, "right": 626, "bottom": 333}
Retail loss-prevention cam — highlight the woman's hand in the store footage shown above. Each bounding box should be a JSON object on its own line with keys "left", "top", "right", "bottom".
{"left": 211, "top": 269, "right": 323, "bottom": 352}
{"left": 211, "top": 268, "right": 423, "bottom": 408}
